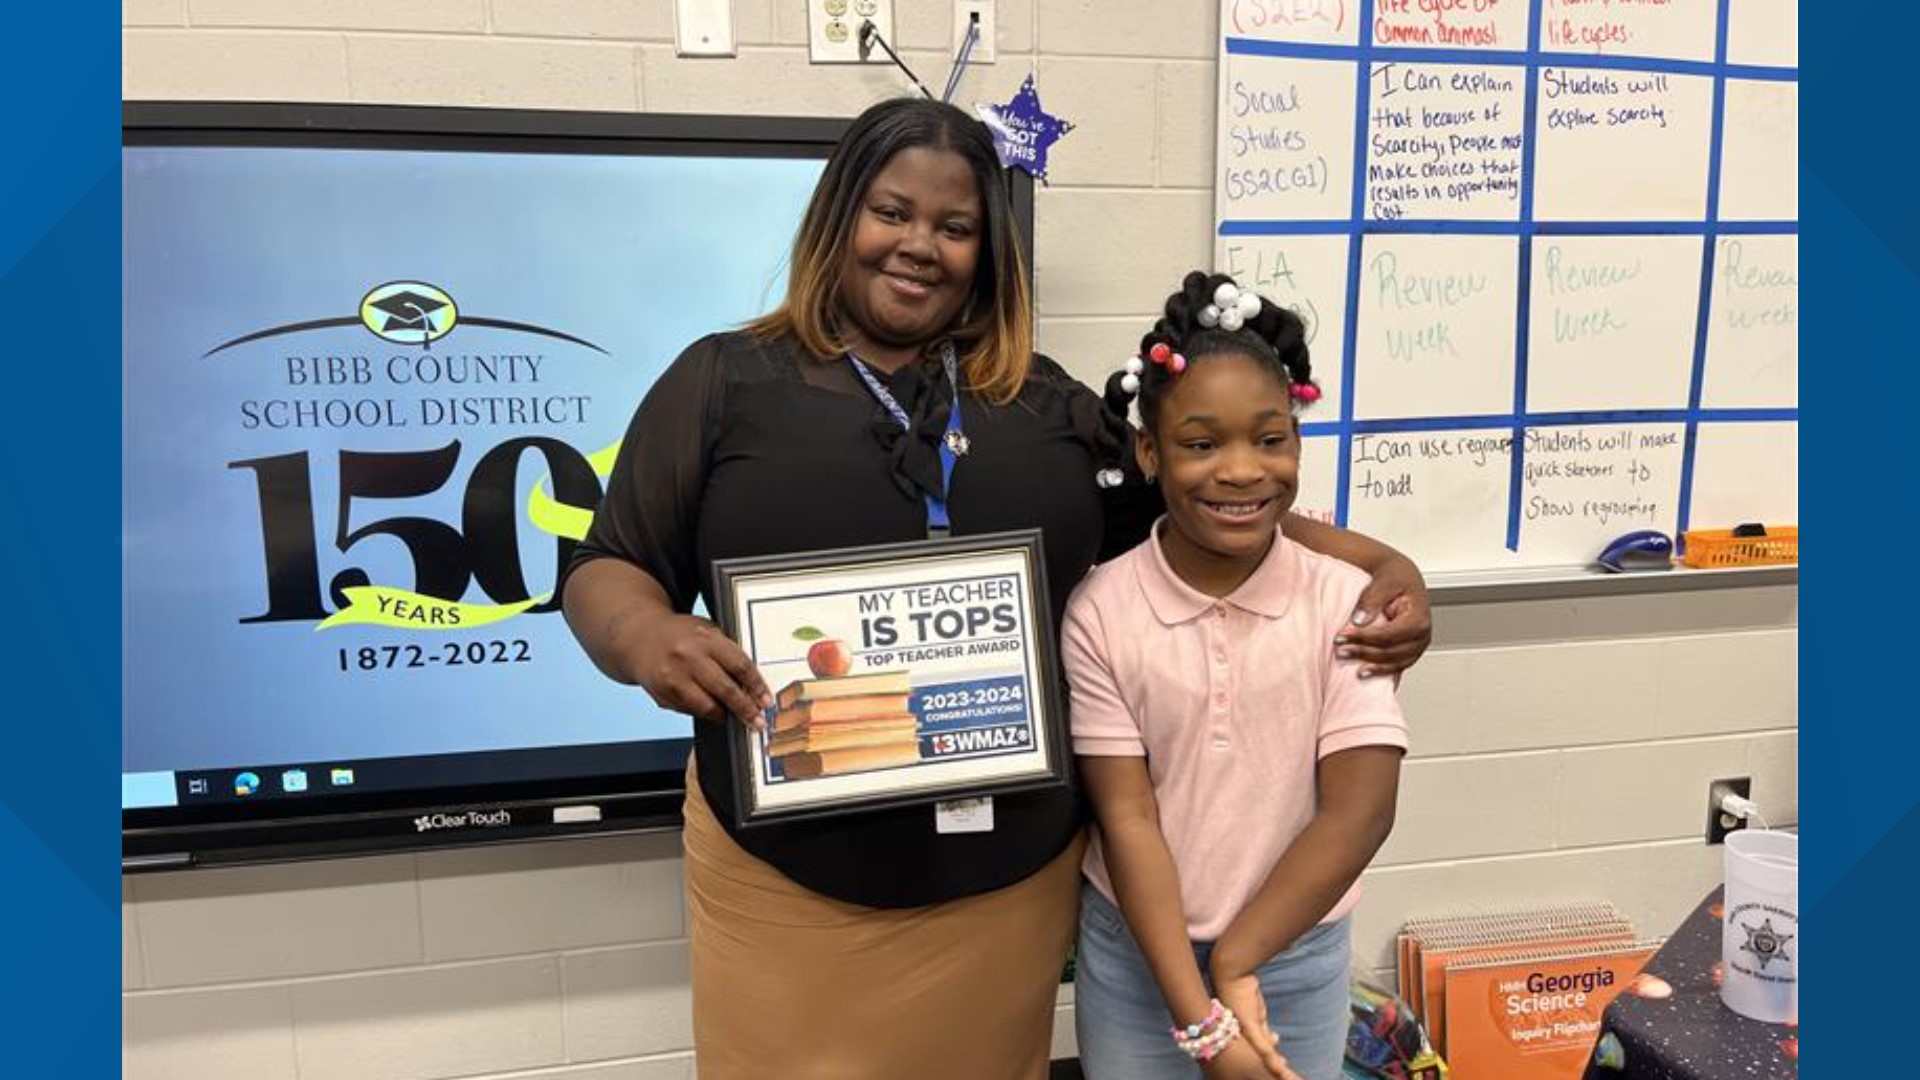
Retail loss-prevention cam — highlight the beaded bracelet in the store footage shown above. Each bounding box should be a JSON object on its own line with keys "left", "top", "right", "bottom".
{"left": 1190, "top": 1013, "right": 1241, "bottom": 1062}
{"left": 1170, "top": 999, "right": 1242, "bottom": 1063}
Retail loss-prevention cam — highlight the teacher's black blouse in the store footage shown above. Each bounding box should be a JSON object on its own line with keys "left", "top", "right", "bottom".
{"left": 567, "top": 331, "right": 1145, "bottom": 908}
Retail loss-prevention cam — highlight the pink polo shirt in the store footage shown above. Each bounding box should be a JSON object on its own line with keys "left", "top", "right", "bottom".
{"left": 1064, "top": 524, "right": 1408, "bottom": 941}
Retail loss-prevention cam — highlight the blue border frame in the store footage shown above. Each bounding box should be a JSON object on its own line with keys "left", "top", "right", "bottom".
{"left": 1222, "top": 5, "right": 1798, "bottom": 556}
{"left": 7, "top": 5, "right": 116, "bottom": 1073}
{"left": 1802, "top": 2, "right": 1912, "bottom": 1066}
{"left": 79, "top": 4, "right": 1886, "bottom": 1074}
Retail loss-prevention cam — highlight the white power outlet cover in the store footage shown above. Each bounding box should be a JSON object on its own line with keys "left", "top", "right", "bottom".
{"left": 953, "top": 0, "right": 995, "bottom": 64}
{"left": 674, "top": 0, "right": 735, "bottom": 56}
{"left": 809, "top": 0, "right": 894, "bottom": 64}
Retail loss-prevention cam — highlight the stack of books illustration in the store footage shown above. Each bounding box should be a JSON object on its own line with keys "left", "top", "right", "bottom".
{"left": 768, "top": 670, "right": 919, "bottom": 780}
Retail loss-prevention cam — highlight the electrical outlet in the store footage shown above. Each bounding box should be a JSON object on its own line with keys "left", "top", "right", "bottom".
{"left": 1705, "top": 776, "right": 1752, "bottom": 845}
{"left": 809, "top": 0, "right": 894, "bottom": 64}
{"left": 953, "top": 1, "right": 996, "bottom": 64}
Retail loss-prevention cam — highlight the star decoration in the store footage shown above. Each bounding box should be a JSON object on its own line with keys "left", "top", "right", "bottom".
{"left": 975, "top": 75, "right": 1074, "bottom": 185}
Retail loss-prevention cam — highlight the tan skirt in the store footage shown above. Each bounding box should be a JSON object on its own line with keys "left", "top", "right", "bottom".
{"left": 683, "top": 768, "right": 1085, "bottom": 1080}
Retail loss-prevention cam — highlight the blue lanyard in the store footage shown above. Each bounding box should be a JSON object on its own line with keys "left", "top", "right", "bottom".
{"left": 848, "top": 341, "right": 968, "bottom": 537}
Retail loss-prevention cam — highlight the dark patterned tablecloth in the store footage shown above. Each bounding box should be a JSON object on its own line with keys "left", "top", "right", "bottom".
{"left": 1582, "top": 887, "right": 1796, "bottom": 1080}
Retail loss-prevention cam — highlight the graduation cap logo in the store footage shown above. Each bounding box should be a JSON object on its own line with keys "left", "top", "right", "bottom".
{"left": 202, "top": 279, "right": 609, "bottom": 357}
{"left": 360, "top": 282, "right": 458, "bottom": 348}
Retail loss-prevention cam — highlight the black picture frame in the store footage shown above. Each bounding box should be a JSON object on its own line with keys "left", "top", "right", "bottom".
{"left": 711, "top": 529, "right": 1067, "bottom": 827}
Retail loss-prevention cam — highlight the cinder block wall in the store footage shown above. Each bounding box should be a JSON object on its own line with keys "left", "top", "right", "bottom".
{"left": 122, "top": 4, "right": 1798, "bottom": 1076}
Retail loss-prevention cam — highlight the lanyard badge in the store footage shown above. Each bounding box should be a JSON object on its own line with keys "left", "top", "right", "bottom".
{"left": 848, "top": 341, "right": 968, "bottom": 538}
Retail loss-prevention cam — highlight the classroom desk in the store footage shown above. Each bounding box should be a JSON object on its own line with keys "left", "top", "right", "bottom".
{"left": 1582, "top": 887, "right": 1796, "bottom": 1080}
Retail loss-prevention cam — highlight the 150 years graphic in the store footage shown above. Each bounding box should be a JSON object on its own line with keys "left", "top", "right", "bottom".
{"left": 205, "top": 281, "right": 616, "bottom": 662}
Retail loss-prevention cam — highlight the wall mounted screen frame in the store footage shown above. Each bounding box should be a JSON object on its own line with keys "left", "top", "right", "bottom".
{"left": 121, "top": 101, "right": 1035, "bottom": 870}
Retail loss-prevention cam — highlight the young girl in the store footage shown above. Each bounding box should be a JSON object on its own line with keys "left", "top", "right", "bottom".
{"left": 1065, "top": 271, "right": 1410, "bottom": 1080}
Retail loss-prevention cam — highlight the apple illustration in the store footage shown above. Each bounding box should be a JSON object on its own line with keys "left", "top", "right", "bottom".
{"left": 794, "top": 626, "right": 852, "bottom": 677}
{"left": 807, "top": 638, "right": 853, "bottom": 677}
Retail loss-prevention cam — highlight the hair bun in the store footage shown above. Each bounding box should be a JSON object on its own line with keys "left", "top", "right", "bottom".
{"left": 1119, "top": 270, "right": 1318, "bottom": 428}
{"left": 1143, "top": 271, "right": 1305, "bottom": 372}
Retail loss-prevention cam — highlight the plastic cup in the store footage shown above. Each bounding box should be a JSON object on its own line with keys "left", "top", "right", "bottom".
{"left": 1720, "top": 829, "right": 1797, "bottom": 1023}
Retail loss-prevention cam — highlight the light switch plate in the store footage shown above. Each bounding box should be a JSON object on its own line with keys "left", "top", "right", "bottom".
{"left": 675, "top": 0, "right": 735, "bottom": 57}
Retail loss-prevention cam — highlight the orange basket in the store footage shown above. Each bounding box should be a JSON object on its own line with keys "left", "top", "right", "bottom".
{"left": 1681, "top": 526, "right": 1798, "bottom": 569}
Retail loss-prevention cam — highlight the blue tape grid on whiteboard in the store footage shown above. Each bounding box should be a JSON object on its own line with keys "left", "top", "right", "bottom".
{"left": 1225, "top": 1, "right": 1798, "bottom": 551}
{"left": 1509, "top": 0, "right": 1546, "bottom": 550}
{"left": 1299, "top": 407, "right": 1795, "bottom": 439}
{"left": 1224, "top": 37, "right": 1798, "bottom": 83}
{"left": 1331, "top": 0, "right": 1379, "bottom": 531}
{"left": 1220, "top": 220, "right": 1797, "bottom": 236}
{"left": 1675, "top": 0, "right": 1738, "bottom": 544}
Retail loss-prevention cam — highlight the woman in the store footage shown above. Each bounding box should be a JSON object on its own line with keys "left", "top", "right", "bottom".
{"left": 561, "top": 97, "right": 1429, "bottom": 1080}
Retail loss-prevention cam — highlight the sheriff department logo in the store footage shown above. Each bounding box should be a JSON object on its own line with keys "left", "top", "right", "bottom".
{"left": 1738, "top": 916, "right": 1795, "bottom": 971}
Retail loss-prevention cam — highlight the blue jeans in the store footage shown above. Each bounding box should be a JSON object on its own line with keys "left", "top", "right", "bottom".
{"left": 1074, "top": 883, "right": 1353, "bottom": 1080}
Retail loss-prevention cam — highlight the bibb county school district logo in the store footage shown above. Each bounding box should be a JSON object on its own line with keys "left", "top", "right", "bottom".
{"left": 360, "top": 281, "right": 458, "bottom": 348}
{"left": 202, "top": 280, "right": 607, "bottom": 357}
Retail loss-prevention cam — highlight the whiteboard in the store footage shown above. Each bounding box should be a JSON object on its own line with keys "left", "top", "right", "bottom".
{"left": 1219, "top": 52, "right": 1356, "bottom": 221}
{"left": 1214, "top": 1, "right": 1797, "bottom": 574}
{"left": 1526, "top": 235, "right": 1701, "bottom": 413}
{"left": 1532, "top": 69, "right": 1715, "bottom": 221}
{"left": 1352, "top": 233, "right": 1518, "bottom": 420}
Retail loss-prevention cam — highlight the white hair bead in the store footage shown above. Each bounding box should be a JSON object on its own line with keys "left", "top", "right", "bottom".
{"left": 1213, "top": 282, "right": 1239, "bottom": 308}
{"left": 1218, "top": 307, "right": 1244, "bottom": 332}
{"left": 1124, "top": 355, "right": 1144, "bottom": 376}
{"left": 1198, "top": 304, "right": 1221, "bottom": 328}
{"left": 1235, "top": 292, "right": 1262, "bottom": 319}
{"left": 1120, "top": 372, "right": 1140, "bottom": 394}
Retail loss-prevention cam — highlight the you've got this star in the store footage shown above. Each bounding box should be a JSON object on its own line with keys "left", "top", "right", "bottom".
{"left": 975, "top": 75, "right": 1074, "bottom": 185}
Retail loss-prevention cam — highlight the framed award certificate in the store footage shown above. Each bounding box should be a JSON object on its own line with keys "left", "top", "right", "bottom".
{"left": 710, "top": 530, "right": 1066, "bottom": 827}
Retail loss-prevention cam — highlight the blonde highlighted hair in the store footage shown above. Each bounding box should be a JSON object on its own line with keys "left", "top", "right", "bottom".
{"left": 747, "top": 97, "right": 1034, "bottom": 404}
